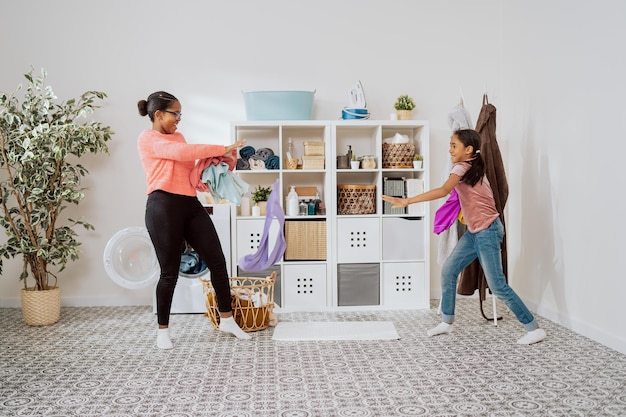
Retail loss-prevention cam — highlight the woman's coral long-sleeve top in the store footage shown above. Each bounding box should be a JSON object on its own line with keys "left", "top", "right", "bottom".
{"left": 137, "top": 129, "right": 228, "bottom": 197}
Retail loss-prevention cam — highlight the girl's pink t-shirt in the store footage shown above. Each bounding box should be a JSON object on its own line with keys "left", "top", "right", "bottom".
{"left": 137, "top": 129, "right": 226, "bottom": 196}
{"left": 451, "top": 162, "right": 499, "bottom": 233}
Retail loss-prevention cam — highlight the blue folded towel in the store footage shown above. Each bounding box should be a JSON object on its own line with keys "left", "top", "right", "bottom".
{"left": 239, "top": 146, "right": 256, "bottom": 160}
{"left": 265, "top": 154, "right": 280, "bottom": 170}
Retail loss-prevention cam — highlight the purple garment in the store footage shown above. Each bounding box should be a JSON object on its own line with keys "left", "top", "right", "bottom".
{"left": 238, "top": 179, "right": 286, "bottom": 272}
{"left": 433, "top": 189, "right": 460, "bottom": 235}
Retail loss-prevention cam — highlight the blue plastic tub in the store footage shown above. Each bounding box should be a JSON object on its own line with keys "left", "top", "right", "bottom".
{"left": 243, "top": 90, "right": 315, "bottom": 120}
{"left": 341, "top": 107, "right": 370, "bottom": 120}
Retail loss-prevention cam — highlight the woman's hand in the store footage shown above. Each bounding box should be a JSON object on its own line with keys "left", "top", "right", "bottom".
{"left": 223, "top": 139, "right": 247, "bottom": 159}
{"left": 382, "top": 194, "right": 408, "bottom": 208}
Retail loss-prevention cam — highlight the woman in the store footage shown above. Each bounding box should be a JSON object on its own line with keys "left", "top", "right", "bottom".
{"left": 382, "top": 129, "right": 546, "bottom": 345}
{"left": 137, "top": 91, "right": 249, "bottom": 349}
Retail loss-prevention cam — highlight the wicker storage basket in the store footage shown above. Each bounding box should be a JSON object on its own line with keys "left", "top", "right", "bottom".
{"left": 285, "top": 158, "right": 298, "bottom": 170}
{"left": 337, "top": 184, "right": 376, "bottom": 215}
{"left": 200, "top": 272, "right": 276, "bottom": 332}
{"left": 285, "top": 220, "right": 327, "bottom": 260}
{"left": 304, "top": 141, "right": 325, "bottom": 156}
{"left": 382, "top": 143, "right": 416, "bottom": 168}
{"left": 302, "top": 155, "right": 325, "bottom": 169}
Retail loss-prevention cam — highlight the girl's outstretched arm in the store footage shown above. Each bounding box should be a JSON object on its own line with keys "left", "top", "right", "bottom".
{"left": 382, "top": 174, "right": 461, "bottom": 208}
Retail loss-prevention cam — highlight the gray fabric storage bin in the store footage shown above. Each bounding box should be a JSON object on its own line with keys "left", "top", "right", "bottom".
{"left": 337, "top": 263, "right": 380, "bottom": 306}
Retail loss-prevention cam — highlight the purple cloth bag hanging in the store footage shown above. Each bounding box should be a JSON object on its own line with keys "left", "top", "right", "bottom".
{"left": 238, "top": 179, "right": 286, "bottom": 272}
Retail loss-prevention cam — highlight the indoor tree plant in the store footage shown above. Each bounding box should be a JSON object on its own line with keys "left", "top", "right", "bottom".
{"left": 394, "top": 94, "right": 416, "bottom": 120}
{"left": 0, "top": 67, "right": 113, "bottom": 325}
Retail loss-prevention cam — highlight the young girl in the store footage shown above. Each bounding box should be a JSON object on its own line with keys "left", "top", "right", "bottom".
{"left": 137, "top": 91, "right": 250, "bottom": 349}
{"left": 382, "top": 129, "right": 546, "bottom": 345}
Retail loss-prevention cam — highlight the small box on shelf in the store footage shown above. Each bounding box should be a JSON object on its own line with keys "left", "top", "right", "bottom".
{"left": 304, "top": 141, "right": 325, "bottom": 156}
{"left": 302, "top": 155, "right": 325, "bottom": 169}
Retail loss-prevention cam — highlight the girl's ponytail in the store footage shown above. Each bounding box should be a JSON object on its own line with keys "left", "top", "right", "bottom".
{"left": 454, "top": 129, "right": 485, "bottom": 187}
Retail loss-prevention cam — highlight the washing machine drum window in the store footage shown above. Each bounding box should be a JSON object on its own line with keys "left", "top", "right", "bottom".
{"left": 104, "top": 227, "right": 210, "bottom": 289}
{"left": 103, "top": 227, "right": 159, "bottom": 289}
{"left": 179, "top": 246, "right": 209, "bottom": 278}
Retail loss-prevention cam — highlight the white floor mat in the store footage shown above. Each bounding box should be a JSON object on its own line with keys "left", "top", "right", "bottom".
{"left": 272, "top": 321, "right": 400, "bottom": 341}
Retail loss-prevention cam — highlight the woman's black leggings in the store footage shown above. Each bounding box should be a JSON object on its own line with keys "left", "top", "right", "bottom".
{"left": 145, "top": 190, "right": 232, "bottom": 326}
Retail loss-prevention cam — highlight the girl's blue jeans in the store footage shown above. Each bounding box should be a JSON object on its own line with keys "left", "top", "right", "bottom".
{"left": 440, "top": 217, "right": 538, "bottom": 332}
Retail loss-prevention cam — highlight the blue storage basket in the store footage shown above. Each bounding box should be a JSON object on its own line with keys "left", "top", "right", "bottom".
{"left": 243, "top": 90, "right": 315, "bottom": 120}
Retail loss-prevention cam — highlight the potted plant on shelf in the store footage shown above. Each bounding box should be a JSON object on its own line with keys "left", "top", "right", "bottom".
{"left": 394, "top": 95, "right": 416, "bottom": 120}
{"left": 413, "top": 154, "right": 423, "bottom": 169}
{"left": 0, "top": 67, "right": 113, "bottom": 326}
{"left": 251, "top": 185, "right": 272, "bottom": 216}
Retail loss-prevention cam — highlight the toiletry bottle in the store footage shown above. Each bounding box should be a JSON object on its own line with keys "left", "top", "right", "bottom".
{"left": 299, "top": 200, "right": 308, "bottom": 216}
{"left": 308, "top": 198, "right": 316, "bottom": 216}
{"left": 317, "top": 201, "right": 326, "bottom": 216}
{"left": 314, "top": 192, "right": 322, "bottom": 215}
{"left": 286, "top": 138, "right": 298, "bottom": 165}
{"left": 287, "top": 186, "right": 299, "bottom": 217}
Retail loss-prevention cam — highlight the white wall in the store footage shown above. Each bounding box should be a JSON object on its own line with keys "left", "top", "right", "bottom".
{"left": 500, "top": 1, "right": 626, "bottom": 354}
{"left": 1, "top": 0, "right": 624, "bottom": 354}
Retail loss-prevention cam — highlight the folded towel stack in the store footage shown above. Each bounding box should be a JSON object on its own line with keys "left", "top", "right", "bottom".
{"left": 237, "top": 146, "right": 279, "bottom": 170}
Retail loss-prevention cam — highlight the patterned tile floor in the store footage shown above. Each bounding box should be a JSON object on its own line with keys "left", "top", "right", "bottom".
{"left": 1, "top": 299, "right": 625, "bottom": 417}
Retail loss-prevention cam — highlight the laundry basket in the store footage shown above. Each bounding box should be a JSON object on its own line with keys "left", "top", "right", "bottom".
{"left": 200, "top": 272, "right": 277, "bottom": 332}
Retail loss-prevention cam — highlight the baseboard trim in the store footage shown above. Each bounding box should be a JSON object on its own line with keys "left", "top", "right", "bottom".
{"left": 527, "top": 300, "right": 626, "bottom": 356}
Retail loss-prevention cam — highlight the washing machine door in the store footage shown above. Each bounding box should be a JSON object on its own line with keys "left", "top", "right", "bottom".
{"left": 103, "top": 227, "right": 159, "bottom": 289}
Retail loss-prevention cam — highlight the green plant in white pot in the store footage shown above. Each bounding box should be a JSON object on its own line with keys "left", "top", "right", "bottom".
{"left": 251, "top": 185, "right": 272, "bottom": 216}
{"left": 0, "top": 68, "right": 113, "bottom": 325}
{"left": 413, "top": 154, "right": 423, "bottom": 169}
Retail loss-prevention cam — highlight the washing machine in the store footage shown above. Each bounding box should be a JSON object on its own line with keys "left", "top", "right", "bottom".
{"left": 103, "top": 204, "right": 232, "bottom": 313}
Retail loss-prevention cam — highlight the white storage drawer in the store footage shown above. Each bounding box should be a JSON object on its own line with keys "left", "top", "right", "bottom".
{"left": 382, "top": 217, "right": 425, "bottom": 261}
{"left": 283, "top": 264, "right": 327, "bottom": 309}
{"left": 336, "top": 217, "right": 380, "bottom": 263}
{"left": 382, "top": 262, "right": 427, "bottom": 308}
{"left": 235, "top": 219, "right": 281, "bottom": 261}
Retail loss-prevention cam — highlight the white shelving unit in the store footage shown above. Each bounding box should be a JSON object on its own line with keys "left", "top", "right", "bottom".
{"left": 231, "top": 120, "right": 429, "bottom": 311}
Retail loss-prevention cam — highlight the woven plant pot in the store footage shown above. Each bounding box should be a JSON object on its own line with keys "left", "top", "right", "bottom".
{"left": 21, "top": 287, "right": 61, "bottom": 326}
{"left": 397, "top": 110, "right": 412, "bottom": 120}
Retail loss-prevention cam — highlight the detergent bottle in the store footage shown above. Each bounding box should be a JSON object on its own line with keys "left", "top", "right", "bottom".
{"left": 286, "top": 186, "right": 299, "bottom": 217}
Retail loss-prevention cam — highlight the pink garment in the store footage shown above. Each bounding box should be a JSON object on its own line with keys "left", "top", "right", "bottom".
{"left": 433, "top": 189, "right": 461, "bottom": 235}
{"left": 190, "top": 151, "right": 237, "bottom": 192}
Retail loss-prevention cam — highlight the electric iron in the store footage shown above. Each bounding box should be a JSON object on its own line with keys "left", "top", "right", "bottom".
{"left": 342, "top": 80, "right": 370, "bottom": 119}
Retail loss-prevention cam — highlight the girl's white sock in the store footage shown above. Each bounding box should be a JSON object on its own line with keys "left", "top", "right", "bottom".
{"left": 517, "top": 328, "right": 547, "bottom": 345}
{"left": 156, "top": 328, "right": 173, "bottom": 349}
{"left": 427, "top": 322, "right": 454, "bottom": 337}
{"left": 219, "top": 316, "right": 251, "bottom": 340}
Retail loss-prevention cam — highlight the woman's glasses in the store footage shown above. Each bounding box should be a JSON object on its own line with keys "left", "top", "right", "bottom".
{"left": 162, "top": 110, "right": 182, "bottom": 120}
